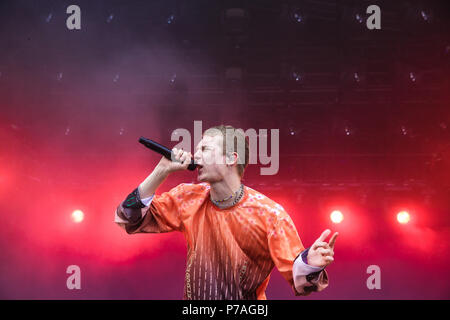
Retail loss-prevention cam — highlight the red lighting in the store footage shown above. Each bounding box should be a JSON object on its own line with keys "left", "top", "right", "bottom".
{"left": 71, "top": 210, "right": 84, "bottom": 223}
{"left": 397, "top": 211, "right": 410, "bottom": 224}
{"left": 330, "top": 210, "right": 344, "bottom": 224}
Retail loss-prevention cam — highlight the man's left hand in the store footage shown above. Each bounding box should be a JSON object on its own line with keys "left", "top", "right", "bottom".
{"left": 306, "top": 229, "right": 338, "bottom": 268}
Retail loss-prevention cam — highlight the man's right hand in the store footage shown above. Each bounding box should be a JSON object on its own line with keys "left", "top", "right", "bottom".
{"left": 156, "top": 147, "right": 193, "bottom": 174}
{"left": 138, "top": 148, "right": 192, "bottom": 199}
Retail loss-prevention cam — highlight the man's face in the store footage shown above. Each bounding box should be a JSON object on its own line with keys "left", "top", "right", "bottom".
{"left": 194, "top": 134, "right": 227, "bottom": 183}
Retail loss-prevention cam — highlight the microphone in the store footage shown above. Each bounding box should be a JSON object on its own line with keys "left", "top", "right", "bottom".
{"left": 138, "top": 137, "right": 197, "bottom": 171}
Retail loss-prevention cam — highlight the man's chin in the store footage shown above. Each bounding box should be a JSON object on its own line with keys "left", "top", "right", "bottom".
{"left": 197, "top": 173, "right": 207, "bottom": 182}
{"left": 197, "top": 173, "right": 218, "bottom": 183}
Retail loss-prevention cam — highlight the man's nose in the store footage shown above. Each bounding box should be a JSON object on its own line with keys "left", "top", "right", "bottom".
{"left": 194, "top": 150, "right": 201, "bottom": 161}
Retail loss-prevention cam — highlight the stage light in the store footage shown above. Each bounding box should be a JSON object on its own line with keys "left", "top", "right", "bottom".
{"left": 330, "top": 210, "right": 344, "bottom": 224}
{"left": 344, "top": 126, "right": 351, "bottom": 136}
{"left": 106, "top": 14, "right": 114, "bottom": 23}
{"left": 288, "top": 126, "right": 297, "bottom": 136}
{"left": 397, "top": 211, "right": 410, "bottom": 224}
{"left": 420, "top": 10, "right": 432, "bottom": 23}
{"left": 167, "top": 14, "right": 175, "bottom": 24}
{"left": 409, "top": 72, "right": 417, "bottom": 82}
{"left": 71, "top": 210, "right": 84, "bottom": 223}
{"left": 292, "top": 71, "right": 302, "bottom": 82}
{"left": 353, "top": 72, "right": 360, "bottom": 83}
{"left": 290, "top": 8, "right": 306, "bottom": 24}
{"left": 46, "top": 13, "right": 53, "bottom": 23}
{"left": 292, "top": 11, "right": 304, "bottom": 23}
{"left": 401, "top": 126, "right": 408, "bottom": 135}
{"left": 287, "top": 65, "right": 305, "bottom": 84}
{"left": 355, "top": 13, "right": 364, "bottom": 24}
{"left": 170, "top": 73, "right": 177, "bottom": 84}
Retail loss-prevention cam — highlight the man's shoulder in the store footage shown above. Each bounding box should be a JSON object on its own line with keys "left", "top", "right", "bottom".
{"left": 244, "top": 186, "right": 289, "bottom": 217}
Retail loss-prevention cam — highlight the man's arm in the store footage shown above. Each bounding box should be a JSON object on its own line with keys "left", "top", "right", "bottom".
{"left": 292, "top": 248, "right": 328, "bottom": 295}
{"left": 138, "top": 164, "right": 170, "bottom": 199}
{"left": 115, "top": 148, "right": 192, "bottom": 224}
{"left": 292, "top": 229, "right": 338, "bottom": 295}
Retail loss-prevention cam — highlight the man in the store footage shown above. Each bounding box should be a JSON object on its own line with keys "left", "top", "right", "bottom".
{"left": 115, "top": 125, "right": 338, "bottom": 300}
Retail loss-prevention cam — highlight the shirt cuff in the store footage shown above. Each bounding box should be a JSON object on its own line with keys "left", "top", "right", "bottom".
{"left": 137, "top": 194, "right": 154, "bottom": 220}
{"left": 140, "top": 194, "right": 154, "bottom": 207}
{"left": 115, "top": 190, "right": 154, "bottom": 224}
{"left": 293, "top": 248, "right": 324, "bottom": 277}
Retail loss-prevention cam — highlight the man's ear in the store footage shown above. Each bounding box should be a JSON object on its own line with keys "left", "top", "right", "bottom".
{"left": 226, "top": 152, "right": 238, "bottom": 166}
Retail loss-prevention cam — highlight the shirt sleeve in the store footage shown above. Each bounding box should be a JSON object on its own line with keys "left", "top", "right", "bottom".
{"left": 115, "top": 184, "right": 187, "bottom": 234}
{"left": 140, "top": 196, "right": 153, "bottom": 207}
{"left": 267, "top": 210, "right": 329, "bottom": 296}
{"left": 292, "top": 249, "right": 329, "bottom": 296}
{"left": 114, "top": 193, "right": 154, "bottom": 225}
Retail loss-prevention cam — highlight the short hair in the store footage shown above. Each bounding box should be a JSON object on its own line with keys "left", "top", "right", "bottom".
{"left": 203, "top": 125, "right": 249, "bottom": 178}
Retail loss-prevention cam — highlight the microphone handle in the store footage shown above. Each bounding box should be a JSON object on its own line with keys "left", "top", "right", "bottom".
{"left": 138, "top": 137, "right": 197, "bottom": 171}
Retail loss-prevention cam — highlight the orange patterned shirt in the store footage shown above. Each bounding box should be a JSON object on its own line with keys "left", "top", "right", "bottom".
{"left": 119, "top": 183, "right": 310, "bottom": 300}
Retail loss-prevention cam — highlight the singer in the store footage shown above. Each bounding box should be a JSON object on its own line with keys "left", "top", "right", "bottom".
{"left": 115, "top": 125, "right": 338, "bottom": 300}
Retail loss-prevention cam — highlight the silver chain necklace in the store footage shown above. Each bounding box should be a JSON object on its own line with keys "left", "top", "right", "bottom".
{"left": 211, "top": 184, "right": 244, "bottom": 209}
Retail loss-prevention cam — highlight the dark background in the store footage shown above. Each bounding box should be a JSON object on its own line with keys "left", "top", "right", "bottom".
{"left": 0, "top": 0, "right": 449, "bottom": 299}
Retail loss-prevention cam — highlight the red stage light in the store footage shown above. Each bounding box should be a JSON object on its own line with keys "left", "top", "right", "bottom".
{"left": 330, "top": 210, "right": 344, "bottom": 224}
{"left": 397, "top": 211, "right": 410, "bottom": 224}
{"left": 71, "top": 210, "right": 84, "bottom": 223}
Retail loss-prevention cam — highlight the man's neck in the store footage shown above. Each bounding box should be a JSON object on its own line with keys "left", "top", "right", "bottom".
{"left": 209, "top": 175, "right": 242, "bottom": 202}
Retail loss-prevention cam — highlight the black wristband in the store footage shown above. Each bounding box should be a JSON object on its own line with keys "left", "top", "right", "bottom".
{"left": 123, "top": 187, "right": 146, "bottom": 209}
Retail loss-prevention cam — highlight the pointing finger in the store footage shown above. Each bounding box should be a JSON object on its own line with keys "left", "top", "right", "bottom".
{"left": 316, "top": 229, "right": 331, "bottom": 242}
{"left": 328, "top": 232, "right": 339, "bottom": 249}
